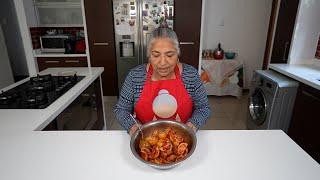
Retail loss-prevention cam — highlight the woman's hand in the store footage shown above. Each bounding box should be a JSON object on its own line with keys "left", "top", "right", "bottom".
{"left": 186, "top": 122, "right": 197, "bottom": 133}
{"left": 129, "top": 123, "right": 141, "bottom": 136}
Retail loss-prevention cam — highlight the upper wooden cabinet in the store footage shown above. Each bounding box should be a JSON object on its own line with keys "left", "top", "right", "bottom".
{"left": 34, "top": 0, "right": 83, "bottom": 27}
{"left": 174, "top": 0, "right": 202, "bottom": 69}
{"left": 270, "top": 0, "right": 299, "bottom": 64}
{"left": 84, "top": 0, "right": 118, "bottom": 96}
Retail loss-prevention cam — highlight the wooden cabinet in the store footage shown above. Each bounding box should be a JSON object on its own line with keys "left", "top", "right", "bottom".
{"left": 34, "top": 0, "right": 83, "bottom": 27}
{"left": 43, "top": 78, "right": 104, "bottom": 131}
{"left": 174, "top": 0, "right": 202, "bottom": 69}
{"left": 37, "top": 57, "right": 88, "bottom": 71}
{"left": 84, "top": 0, "right": 118, "bottom": 96}
{"left": 288, "top": 83, "right": 320, "bottom": 163}
{"left": 270, "top": 0, "right": 299, "bottom": 64}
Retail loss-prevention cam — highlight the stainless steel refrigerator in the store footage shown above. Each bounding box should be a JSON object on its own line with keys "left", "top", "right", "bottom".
{"left": 112, "top": 0, "right": 174, "bottom": 91}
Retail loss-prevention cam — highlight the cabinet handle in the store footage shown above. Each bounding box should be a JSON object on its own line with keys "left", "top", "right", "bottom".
{"left": 179, "top": 42, "right": 195, "bottom": 45}
{"left": 65, "top": 60, "right": 80, "bottom": 63}
{"left": 93, "top": 42, "right": 109, "bottom": 46}
{"left": 302, "top": 90, "right": 320, "bottom": 102}
{"left": 45, "top": 60, "right": 59, "bottom": 64}
{"left": 282, "top": 41, "right": 289, "bottom": 61}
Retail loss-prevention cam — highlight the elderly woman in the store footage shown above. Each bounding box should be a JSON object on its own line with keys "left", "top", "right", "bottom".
{"left": 114, "top": 28, "right": 211, "bottom": 135}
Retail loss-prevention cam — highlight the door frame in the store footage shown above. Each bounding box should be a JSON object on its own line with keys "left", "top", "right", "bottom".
{"left": 262, "top": 0, "right": 281, "bottom": 70}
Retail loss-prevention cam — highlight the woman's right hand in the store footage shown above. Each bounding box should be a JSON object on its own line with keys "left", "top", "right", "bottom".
{"left": 129, "top": 123, "right": 141, "bottom": 136}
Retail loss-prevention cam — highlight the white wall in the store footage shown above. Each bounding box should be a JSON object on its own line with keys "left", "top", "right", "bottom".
{"left": 0, "top": 0, "right": 29, "bottom": 77}
{"left": 23, "top": 0, "right": 38, "bottom": 27}
{"left": 201, "top": 0, "right": 272, "bottom": 88}
{"left": 14, "top": 0, "right": 38, "bottom": 76}
{"left": 0, "top": 25, "right": 14, "bottom": 89}
{"left": 289, "top": 0, "right": 320, "bottom": 64}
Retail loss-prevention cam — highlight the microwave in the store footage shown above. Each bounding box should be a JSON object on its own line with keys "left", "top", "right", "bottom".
{"left": 40, "top": 35, "right": 69, "bottom": 53}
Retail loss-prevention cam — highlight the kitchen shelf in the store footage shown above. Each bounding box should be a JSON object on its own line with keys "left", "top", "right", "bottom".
{"left": 34, "top": 2, "right": 81, "bottom": 6}
{"left": 34, "top": 1, "right": 83, "bottom": 26}
{"left": 33, "top": 50, "right": 88, "bottom": 57}
{"left": 34, "top": 53, "right": 87, "bottom": 57}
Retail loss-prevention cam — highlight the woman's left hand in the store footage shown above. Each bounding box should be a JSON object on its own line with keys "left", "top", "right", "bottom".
{"left": 186, "top": 122, "right": 197, "bottom": 133}
{"left": 129, "top": 123, "right": 141, "bottom": 136}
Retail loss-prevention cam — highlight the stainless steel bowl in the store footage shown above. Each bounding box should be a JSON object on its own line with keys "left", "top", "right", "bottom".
{"left": 130, "top": 120, "right": 197, "bottom": 170}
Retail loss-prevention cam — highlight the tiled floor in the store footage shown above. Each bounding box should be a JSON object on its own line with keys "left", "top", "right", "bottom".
{"left": 201, "top": 92, "right": 249, "bottom": 130}
{"left": 104, "top": 92, "right": 249, "bottom": 130}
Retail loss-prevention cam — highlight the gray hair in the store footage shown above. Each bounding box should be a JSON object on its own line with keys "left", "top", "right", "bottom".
{"left": 146, "top": 28, "right": 180, "bottom": 58}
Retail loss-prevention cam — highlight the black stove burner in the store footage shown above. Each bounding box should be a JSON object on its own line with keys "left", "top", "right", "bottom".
{"left": 30, "top": 74, "right": 52, "bottom": 84}
{"left": 0, "top": 91, "right": 20, "bottom": 106}
{"left": 0, "top": 74, "right": 84, "bottom": 109}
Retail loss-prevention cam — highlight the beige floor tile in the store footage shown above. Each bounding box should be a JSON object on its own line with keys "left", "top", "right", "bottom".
{"left": 104, "top": 96, "right": 118, "bottom": 103}
{"left": 103, "top": 96, "right": 118, "bottom": 129}
{"left": 205, "top": 92, "right": 249, "bottom": 130}
{"left": 210, "top": 103, "right": 225, "bottom": 113}
{"left": 221, "top": 103, "right": 247, "bottom": 120}
{"left": 232, "top": 117, "right": 247, "bottom": 130}
{"left": 201, "top": 116, "right": 233, "bottom": 130}
{"left": 210, "top": 103, "right": 228, "bottom": 119}
{"left": 109, "top": 119, "right": 124, "bottom": 130}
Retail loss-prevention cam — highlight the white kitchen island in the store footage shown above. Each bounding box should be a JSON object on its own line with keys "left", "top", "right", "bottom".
{"left": 0, "top": 69, "right": 319, "bottom": 180}
{"left": 0, "top": 130, "right": 319, "bottom": 180}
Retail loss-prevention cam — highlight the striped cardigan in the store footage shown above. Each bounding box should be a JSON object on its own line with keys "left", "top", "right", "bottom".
{"left": 114, "top": 63, "right": 211, "bottom": 132}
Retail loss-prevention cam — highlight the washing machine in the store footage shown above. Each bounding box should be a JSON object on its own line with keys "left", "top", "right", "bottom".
{"left": 247, "top": 70, "right": 298, "bottom": 132}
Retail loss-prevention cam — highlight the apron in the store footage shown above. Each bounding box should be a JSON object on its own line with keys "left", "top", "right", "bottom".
{"left": 134, "top": 64, "right": 193, "bottom": 124}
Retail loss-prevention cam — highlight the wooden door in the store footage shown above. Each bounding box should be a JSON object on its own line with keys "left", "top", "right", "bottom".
{"left": 174, "top": 0, "right": 202, "bottom": 69}
{"left": 262, "top": 0, "right": 279, "bottom": 69}
{"left": 270, "top": 0, "right": 299, "bottom": 64}
{"left": 84, "top": 0, "right": 118, "bottom": 96}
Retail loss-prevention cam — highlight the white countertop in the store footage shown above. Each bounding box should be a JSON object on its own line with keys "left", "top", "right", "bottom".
{"left": 0, "top": 67, "right": 319, "bottom": 180}
{"left": 0, "top": 130, "right": 319, "bottom": 180}
{"left": 0, "top": 67, "right": 104, "bottom": 131}
{"left": 269, "top": 64, "right": 320, "bottom": 90}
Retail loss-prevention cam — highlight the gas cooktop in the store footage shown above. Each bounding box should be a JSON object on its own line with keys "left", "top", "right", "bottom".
{"left": 0, "top": 74, "right": 84, "bottom": 109}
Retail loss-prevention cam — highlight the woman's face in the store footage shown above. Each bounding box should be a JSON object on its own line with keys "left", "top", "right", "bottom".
{"left": 149, "top": 38, "right": 179, "bottom": 79}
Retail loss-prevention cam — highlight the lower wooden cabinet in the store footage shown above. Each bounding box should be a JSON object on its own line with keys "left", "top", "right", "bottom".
{"left": 288, "top": 83, "right": 320, "bottom": 163}
{"left": 37, "top": 57, "right": 88, "bottom": 71}
{"left": 43, "top": 78, "right": 104, "bottom": 131}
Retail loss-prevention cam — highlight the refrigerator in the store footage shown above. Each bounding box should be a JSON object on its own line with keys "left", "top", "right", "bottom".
{"left": 112, "top": 0, "right": 174, "bottom": 91}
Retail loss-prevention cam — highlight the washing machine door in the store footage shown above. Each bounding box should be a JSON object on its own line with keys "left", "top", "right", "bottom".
{"left": 249, "top": 88, "right": 267, "bottom": 125}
